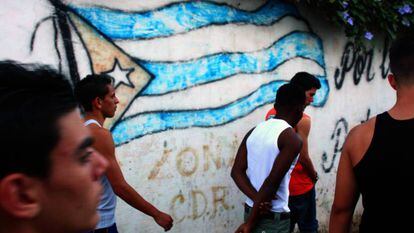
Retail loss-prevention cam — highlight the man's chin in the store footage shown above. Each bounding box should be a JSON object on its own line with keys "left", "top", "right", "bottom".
{"left": 104, "top": 113, "right": 116, "bottom": 118}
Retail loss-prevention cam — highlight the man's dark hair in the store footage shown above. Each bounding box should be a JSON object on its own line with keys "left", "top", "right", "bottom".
{"left": 74, "top": 74, "right": 113, "bottom": 112}
{"left": 389, "top": 34, "right": 414, "bottom": 84}
{"left": 0, "top": 61, "right": 77, "bottom": 179}
{"left": 274, "top": 83, "right": 306, "bottom": 110}
{"left": 290, "top": 72, "right": 321, "bottom": 90}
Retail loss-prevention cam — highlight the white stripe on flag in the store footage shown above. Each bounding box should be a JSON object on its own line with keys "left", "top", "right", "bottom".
{"left": 115, "top": 16, "right": 308, "bottom": 61}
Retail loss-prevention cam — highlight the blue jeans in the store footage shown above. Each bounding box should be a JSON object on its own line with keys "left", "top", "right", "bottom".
{"left": 288, "top": 187, "right": 318, "bottom": 233}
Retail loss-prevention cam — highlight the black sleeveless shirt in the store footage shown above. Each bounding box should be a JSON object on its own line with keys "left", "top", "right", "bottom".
{"left": 354, "top": 112, "right": 414, "bottom": 232}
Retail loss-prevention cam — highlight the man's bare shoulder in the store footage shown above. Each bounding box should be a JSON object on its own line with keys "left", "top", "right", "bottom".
{"left": 297, "top": 116, "right": 311, "bottom": 128}
{"left": 348, "top": 117, "right": 376, "bottom": 140}
{"left": 344, "top": 117, "right": 376, "bottom": 166}
{"left": 280, "top": 127, "right": 303, "bottom": 150}
{"left": 294, "top": 116, "right": 311, "bottom": 136}
{"left": 86, "top": 125, "right": 113, "bottom": 143}
{"left": 86, "top": 126, "right": 115, "bottom": 157}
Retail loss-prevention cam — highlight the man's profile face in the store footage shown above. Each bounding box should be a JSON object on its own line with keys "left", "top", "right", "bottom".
{"left": 37, "top": 110, "right": 107, "bottom": 232}
{"left": 305, "top": 88, "right": 318, "bottom": 106}
{"left": 101, "top": 84, "right": 119, "bottom": 118}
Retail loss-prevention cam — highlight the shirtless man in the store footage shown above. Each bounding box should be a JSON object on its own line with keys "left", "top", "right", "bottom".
{"left": 75, "top": 74, "right": 173, "bottom": 233}
{"left": 330, "top": 34, "right": 414, "bottom": 232}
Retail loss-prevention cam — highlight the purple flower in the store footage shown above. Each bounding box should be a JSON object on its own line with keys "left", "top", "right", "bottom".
{"left": 342, "top": 11, "right": 353, "bottom": 25}
{"left": 402, "top": 18, "right": 411, "bottom": 27}
{"left": 398, "top": 4, "right": 413, "bottom": 15}
{"left": 343, "top": 1, "right": 349, "bottom": 8}
{"left": 343, "top": 12, "right": 350, "bottom": 19}
{"left": 364, "top": 32, "right": 373, "bottom": 40}
{"left": 347, "top": 17, "right": 354, "bottom": 25}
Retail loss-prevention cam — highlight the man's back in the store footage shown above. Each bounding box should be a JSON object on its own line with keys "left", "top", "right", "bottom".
{"left": 265, "top": 73, "right": 320, "bottom": 233}
{"left": 330, "top": 33, "right": 414, "bottom": 233}
{"left": 331, "top": 97, "right": 414, "bottom": 233}
{"left": 232, "top": 83, "right": 305, "bottom": 233}
{"left": 266, "top": 110, "right": 315, "bottom": 196}
{"left": 353, "top": 112, "right": 414, "bottom": 232}
{"left": 245, "top": 118, "right": 298, "bottom": 213}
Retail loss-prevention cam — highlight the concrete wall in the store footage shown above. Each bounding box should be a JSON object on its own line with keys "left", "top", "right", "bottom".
{"left": 0, "top": 0, "right": 394, "bottom": 232}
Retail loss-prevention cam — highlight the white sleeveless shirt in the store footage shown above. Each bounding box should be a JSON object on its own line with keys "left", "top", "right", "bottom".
{"left": 84, "top": 119, "right": 102, "bottom": 127}
{"left": 84, "top": 119, "right": 117, "bottom": 229}
{"left": 245, "top": 118, "right": 298, "bottom": 213}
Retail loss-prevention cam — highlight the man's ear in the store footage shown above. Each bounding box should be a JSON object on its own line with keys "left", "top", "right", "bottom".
{"left": 388, "top": 74, "right": 397, "bottom": 90}
{"left": 0, "top": 174, "right": 42, "bottom": 219}
{"left": 92, "top": 97, "right": 102, "bottom": 110}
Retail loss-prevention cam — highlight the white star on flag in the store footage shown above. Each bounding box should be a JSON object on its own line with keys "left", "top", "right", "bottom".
{"left": 104, "top": 59, "right": 135, "bottom": 88}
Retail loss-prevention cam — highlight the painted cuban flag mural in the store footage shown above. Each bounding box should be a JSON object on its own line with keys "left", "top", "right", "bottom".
{"left": 24, "top": 0, "right": 328, "bottom": 145}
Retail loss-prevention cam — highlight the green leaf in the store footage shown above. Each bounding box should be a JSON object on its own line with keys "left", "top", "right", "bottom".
{"left": 301, "top": 0, "right": 410, "bottom": 43}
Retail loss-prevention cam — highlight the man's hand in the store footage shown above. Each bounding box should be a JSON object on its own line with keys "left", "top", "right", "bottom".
{"left": 259, "top": 202, "right": 272, "bottom": 215}
{"left": 311, "top": 171, "right": 319, "bottom": 184}
{"left": 234, "top": 223, "right": 252, "bottom": 233}
{"left": 153, "top": 211, "right": 173, "bottom": 231}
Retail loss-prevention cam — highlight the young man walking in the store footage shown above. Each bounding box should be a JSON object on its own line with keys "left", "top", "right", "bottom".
{"left": 75, "top": 74, "right": 173, "bottom": 233}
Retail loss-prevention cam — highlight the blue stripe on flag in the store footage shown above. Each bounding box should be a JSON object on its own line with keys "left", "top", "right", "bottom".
{"left": 112, "top": 76, "right": 328, "bottom": 145}
{"left": 69, "top": 0, "right": 299, "bottom": 39}
{"left": 113, "top": 80, "right": 285, "bottom": 145}
{"left": 139, "top": 31, "right": 325, "bottom": 95}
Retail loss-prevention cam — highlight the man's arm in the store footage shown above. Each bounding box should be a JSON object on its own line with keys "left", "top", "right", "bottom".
{"left": 231, "top": 129, "right": 257, "bottom": 200}
{"left": 235, "top": 128, "right": 302, "bottom": 233}
{"left": 93, "top": 129, "right": 173, "bottom": 231}
{"left": 296, "top": 117, "right": 318, "bottom": 182}
{"left": 329, "top": 128, "right": 360, "bottom": 233}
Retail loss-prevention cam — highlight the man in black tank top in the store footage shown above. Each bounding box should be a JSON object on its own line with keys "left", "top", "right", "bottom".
{"left": 329, "top": 34, "right": 414, "bottom": 233}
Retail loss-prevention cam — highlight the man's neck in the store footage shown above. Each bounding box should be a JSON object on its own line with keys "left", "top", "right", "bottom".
{"left": 389, "top": 85, "right": 414, "bottom": 120}
{"left": 274, "top": 114, "right": 296, "bottom": 127}
{"left": 84, "top": 111, "right": 106, "bottom": 126}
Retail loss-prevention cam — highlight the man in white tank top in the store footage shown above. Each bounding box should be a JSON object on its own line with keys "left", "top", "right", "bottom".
{"left": 75, "top": 74, "right": 173, "bottom": 232}
{"left": 232, "top": 83, "right": 306, "bottom": 233}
